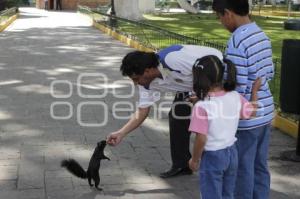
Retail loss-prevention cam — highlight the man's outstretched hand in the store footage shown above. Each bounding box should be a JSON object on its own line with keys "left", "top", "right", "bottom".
{"left": 106, "top": 132, "right": 124, "bottom": 146}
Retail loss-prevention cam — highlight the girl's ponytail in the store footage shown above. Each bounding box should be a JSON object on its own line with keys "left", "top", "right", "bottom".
{"left": 223, "top": 58, "right": 237, "bottom": 91}
{"left": 193, "top": 58, "right": 212, "bottom": 101}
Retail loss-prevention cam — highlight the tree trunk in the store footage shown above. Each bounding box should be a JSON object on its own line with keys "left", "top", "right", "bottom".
{"left": 114, "top": 0, "right": 155, "bottom": 20}
{"left": 249, "top": 0, "right": 252, "bottom": 7}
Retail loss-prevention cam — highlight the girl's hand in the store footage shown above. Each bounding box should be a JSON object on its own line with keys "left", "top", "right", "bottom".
{"left": 188, "top": 158, "right": 200, "bottom": 172}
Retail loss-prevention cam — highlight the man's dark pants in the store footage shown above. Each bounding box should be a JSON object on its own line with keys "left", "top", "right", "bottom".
{"left": 168, "top": 92, "right": 192, "bottom": 169}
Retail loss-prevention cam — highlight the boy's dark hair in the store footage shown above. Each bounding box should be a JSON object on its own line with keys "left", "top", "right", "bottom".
{"left": 120, "top": 51, "right": 159, "bottom": 77}
{"left": 192, "top": 55, "right": 237, "bottom": 100}
{"left": 212, "top": 0, "right": 249, "bottom": 16}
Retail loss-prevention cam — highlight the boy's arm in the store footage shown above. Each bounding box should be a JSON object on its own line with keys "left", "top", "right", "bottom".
{"left": 251, "top": 78, "right": 261, "bottom": 102}
{"left": 250, "top": 78, "right": 262, "bottom": 117}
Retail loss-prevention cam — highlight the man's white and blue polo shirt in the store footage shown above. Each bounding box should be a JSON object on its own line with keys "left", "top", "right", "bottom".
{"left": 138, "top": 45, "right": 223, "bottom": 108}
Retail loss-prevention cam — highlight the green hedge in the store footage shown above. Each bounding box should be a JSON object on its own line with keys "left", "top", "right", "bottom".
{"left": 0, "top": 0, "right": 22, "bottom": 11}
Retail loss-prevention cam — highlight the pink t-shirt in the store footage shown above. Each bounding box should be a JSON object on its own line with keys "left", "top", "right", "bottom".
{"left": 189, "top": 90, "right": 253, "bottom": 151}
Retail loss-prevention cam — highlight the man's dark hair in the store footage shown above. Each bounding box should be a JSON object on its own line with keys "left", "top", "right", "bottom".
{"left": 212, "top": 0, "right": 249, "bottom": 16}
{"left": 120, "top": 51, "right": 159, "bottom": 77}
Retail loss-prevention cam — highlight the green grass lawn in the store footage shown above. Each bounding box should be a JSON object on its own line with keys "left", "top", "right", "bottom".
{"left": 142, "top": 13, "right": 300, "bottom": 59}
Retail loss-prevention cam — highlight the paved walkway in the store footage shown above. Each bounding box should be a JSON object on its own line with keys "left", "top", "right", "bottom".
{"left": 0, "top": 7, "right": 299, "bottom": 199}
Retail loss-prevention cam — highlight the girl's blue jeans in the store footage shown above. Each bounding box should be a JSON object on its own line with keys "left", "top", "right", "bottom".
{"left": 234, "top": 124, "right": 271, "bottom": 199}
{"left": 199, "top": 144, "right": 238, "bottom": 199}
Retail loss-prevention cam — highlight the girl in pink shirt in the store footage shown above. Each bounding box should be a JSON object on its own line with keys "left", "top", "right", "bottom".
{"left": 188, "top": 55, "right": 254, "bottom": 199}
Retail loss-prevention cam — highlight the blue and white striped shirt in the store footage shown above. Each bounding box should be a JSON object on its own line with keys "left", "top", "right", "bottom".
{"left": 225, "top": 22, "right": 274, "bottom": 130}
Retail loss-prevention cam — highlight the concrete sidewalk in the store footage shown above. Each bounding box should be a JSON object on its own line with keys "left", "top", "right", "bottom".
{"left": 0, "top": 7, "right": 299, "bottom": 199}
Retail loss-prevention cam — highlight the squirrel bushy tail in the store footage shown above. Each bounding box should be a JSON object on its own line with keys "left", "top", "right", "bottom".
{"left": 61, "top": 159, "right": 87, "bottom": 179}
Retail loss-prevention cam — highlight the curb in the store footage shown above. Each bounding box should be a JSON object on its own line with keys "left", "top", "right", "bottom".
{"left": 272, "top": 113, "right": 298, "bottom": 138}
{"left": 92, "top": 21, "right": 299, "bottom": 139}
{"left": 0, "top": 13, "right": 19, "bottom": 32}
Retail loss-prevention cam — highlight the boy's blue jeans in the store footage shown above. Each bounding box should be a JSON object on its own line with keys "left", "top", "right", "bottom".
{"left": 235, "top": 124, "right": 271, "bottom": 199}
{"left": 199, "top": 144, "right": 238, "bottom": 199}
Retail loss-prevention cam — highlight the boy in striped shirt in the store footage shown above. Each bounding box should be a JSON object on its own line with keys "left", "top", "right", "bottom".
{"left": 212, "top": 0, "right": 274, "bottom": 198}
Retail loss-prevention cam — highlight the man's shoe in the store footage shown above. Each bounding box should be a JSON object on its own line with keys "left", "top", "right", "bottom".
{"left": 159, "top": 167, "right": 193, "bottom": 178}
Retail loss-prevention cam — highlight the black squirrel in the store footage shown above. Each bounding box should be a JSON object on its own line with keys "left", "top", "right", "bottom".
{"left": 61, "top": 140, "right": 110, "bottom": 190}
